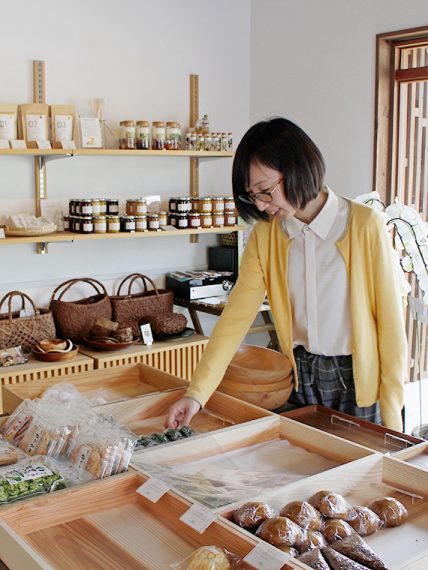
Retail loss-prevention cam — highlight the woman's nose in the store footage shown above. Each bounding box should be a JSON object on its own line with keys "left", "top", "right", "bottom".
{"left": 255, "top": 198, "right": 268, "bottom": 211}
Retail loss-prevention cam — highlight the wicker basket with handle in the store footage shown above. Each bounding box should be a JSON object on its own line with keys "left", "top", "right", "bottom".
{"left": 0, "top": 291, "right": 56, "bottom": 352}
{"left": 49, "top": 278, "right": 112, "bottom": 344}
{"left": 110, "top": 273, "right": 174, "bottom": 336}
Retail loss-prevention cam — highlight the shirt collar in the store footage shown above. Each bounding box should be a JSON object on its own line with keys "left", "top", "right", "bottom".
{"left": 284, "top": 187, "right": 338, "bottom": 240}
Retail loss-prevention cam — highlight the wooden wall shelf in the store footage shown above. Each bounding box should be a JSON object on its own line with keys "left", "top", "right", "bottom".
{"left": 0, "top": 149, "right": 233, "bottom": 158}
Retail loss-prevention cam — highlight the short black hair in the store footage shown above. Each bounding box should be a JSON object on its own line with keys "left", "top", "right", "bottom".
{"left": 232, "top": 117, "right": 325, "bottom": 222}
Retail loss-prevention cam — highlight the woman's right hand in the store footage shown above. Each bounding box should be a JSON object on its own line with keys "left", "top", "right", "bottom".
{"left": 165, "top": 397, "right": 201, "bottom": 429}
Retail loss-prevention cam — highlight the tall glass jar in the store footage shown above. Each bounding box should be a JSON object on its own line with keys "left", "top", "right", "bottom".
{"left": 165, "top": 122, "right": 181, "bottom": 150}
{"left": 136, "top": 120, "right": 150, "bottom": 150}
{"left": 119, "top": 121, "right": 136, "bottom": 150}
{"left": 152, "top": 121, "right": 166, "bottom": 150}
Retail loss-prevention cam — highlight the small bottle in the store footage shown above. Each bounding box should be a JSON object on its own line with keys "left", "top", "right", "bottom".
{"left": 211, "top": 132, "right": 220, "bottom": 152}
{"left": 81, "top": 216, "right": 94, "bottom": 233}
{"left": 169, "top": 197, "right": 177, "bottom": 212}
{"left": 190, "top": 131, "right": 197, "bottom": 151}
{"left": 204, "top": 133, "right": 212, "bottom": 151}
{"left": 224, "top": 210, "right": 237, "bottom": 226}
{"left": 147, "top": 213, "right": 160, "bottom": 230}
{"left": 176, "top": 213, "right": 189, "bottom": 229}
{"left": 91, "top": 199, "right": 101, "bottom": 216}
{"left": 159, "top": 211, "right": 168, "bottom": 226}
{"left": 152, "top": 121, "right": 166, "bottom": 150}
{"left": 196, "top": 134, "right": 205, "bottom": 151}
{"left": 200, "top": 212, "right": 213, "bottom": 228}
{"left": 136, "top": 120, "right": 150, "bottom": 150}
{"left": 93, "top": 215, "right": 107, "bottom": 233}
{"left": 227, "top": 132, "right": 233, "bottom": 151}
{"left": 119, "top": 121, "right": 136, "bottom": 150}
{"left": 221, "top": 132, "right": 229, "bottom": 152}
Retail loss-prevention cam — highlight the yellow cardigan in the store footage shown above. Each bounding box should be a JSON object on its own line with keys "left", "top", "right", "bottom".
{"left": 187, "top": 200, "right": 407, "bottom": 430}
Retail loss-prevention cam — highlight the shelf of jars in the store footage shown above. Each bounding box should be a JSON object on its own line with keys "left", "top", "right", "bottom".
{"left": 0, "top": 149, "right": 233, "bottom": 158}
{"left": 0, "top": 226, "right": 246, "bottom": 246}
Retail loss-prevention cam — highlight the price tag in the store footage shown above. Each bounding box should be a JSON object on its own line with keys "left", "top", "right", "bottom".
{"left": 10, "top": 140, "right": 27, "bottom": 149}
{"left": 137, "top": 478, "right": 170, "bottom": 502}
{"left": 0, "top": 140, "right": 9, "bottom": 149}
{"left": 0, "top": 228, "right": 5, "bottom": 239}
{"left": 409, "top": 296, "right": 428, "bottom": 323}
{"left": 60, "top": 140, "right": 76, "bottom": 149}
{"left": 179, "top": 503, "right": 217, "bottom": 534}
{"left": 36, "top": 140, "right": 52, "bottom": 149}
{"left": 244, "top": 542, "right": 291, "bottom": 570}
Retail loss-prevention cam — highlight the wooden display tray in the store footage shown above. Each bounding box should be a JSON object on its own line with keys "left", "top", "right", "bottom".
{"left": 131, "top": 415, "right": 376, "bottom": 510}
{"left": 2, "top": 363, "right": 188, "bottom": 414}
{"left": 78, "top": 334, "right": 208, "bottom": 377}
{"left": 0, "top": 471, "right": 298, "bottom": 570}
{"left": 282, "top": 405, "right": 422, "bottom": 453}
{"left": 94, "top": 388, "right": 273, "bottom": 438}
{"left": 0, "top": 352, "right": 94, "bottom": 414}
{"left": 220, "top": 453, "right": 428, "bottom": 570}
{"left": 393, "top": 441, "right": 428, "bottom": 472}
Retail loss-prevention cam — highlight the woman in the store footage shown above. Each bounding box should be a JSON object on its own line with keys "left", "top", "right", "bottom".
{"left": 166, "top": 117, "right": 406, "bottom": 431}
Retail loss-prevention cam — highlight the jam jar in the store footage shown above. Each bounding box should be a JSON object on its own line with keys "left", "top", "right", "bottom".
{"left": 224, "top": 196, "right": 235, "bottom": 211}
{"left": 169, "top": 213, "right": 177, "bottom": 227}
{"left": 106, "top": 199, "right": 119, "bottom": 215}
{"left": 70, "top": 216, "right": 80, "bottom": 233}
{"left": 188, "top": 212, "right": 201, "bottom": 228}
{"left": 126, "top": 198, "right": 147, "bottom": 215}
{"left": 107, "top": 215, "right": 120, "bottom": 233}
{"left": 80, "top": 199, "right": 93, "bottom": 216}
{"left": 176, "top": 196, "right": 191, "bottom": 213}
{"left": 212, "top": 212, "right": 225, "bottom": 228}
{"left": 199, "top": 197, "right": 212, "bottom": 213}
{"left": 69, "top": 199, "right": 78, "bottom": 215}
{"left": 224, "top": 210, "right": 237, "bottom": 226}
{"left": 147, "top": 213, "right": 160, "bottom": 231}
{"left": 62, "top": 215, "right": 70, "bottom": 231}
{"left": 165, "top": 121, "right": 181, "bottom": 150}
{"left": 159, "top": 211, "right": 168, "bottom": 226}
{"left": 212, "top": 196, "right": 225, "bottom": 213}
{"left": 191, "top": 197, "right": 199, "bottom": 212}
{"left": 200, "top": 212, "right": 213, "bottom": 228}
{"left": 91, "top": 199, "right": 101, "bottom": 216}
{"left": 93, "top": 215, "right": 107, "bottom": 233}
{"left": 81, "top": 215, "right": 93, "bottom": 233}
{"left": 98, "top": 198, "right": 107, "bottom": 216}
{"left": 136, "top": 120, "right": 150, "bottom": 150}
{"left": 135, "top": 215, "right": 147, "bottom": 231}
{"left": 169, "top": 197, "right": 177, "bottom": 212}
{"left": 176, "top": 213, "right": 188, "bottom": 229}
{"left": 120, "top": 215, "right": 136, "bottom": 232}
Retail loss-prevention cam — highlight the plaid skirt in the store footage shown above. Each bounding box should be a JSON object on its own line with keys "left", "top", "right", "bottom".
{"left": 286, "top": 345, "right": 381, "bottom": 423}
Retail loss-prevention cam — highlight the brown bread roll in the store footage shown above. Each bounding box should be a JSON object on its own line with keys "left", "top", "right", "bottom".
{"left": 322, "top": 519, "right": 355, "bottom": 543}
{"left": 299, "top": 530, "right": 328, "bottom": 553}
{"left": 347, "top": 506, "right": 383, "bottom": 536}
{"left": 308, "top": 490, "right": 351, "bottom": 519}
{"left": 233, "top": 501, "right": 277, "bottom": 530}
{"left": 256, "top": 516, "right": 303, "bottom": 547}
{"left": 366, "top": 496, "right": 408, "bottom": 527}
{"left": 280, "top": 500, "right": 323, "bottom": 531}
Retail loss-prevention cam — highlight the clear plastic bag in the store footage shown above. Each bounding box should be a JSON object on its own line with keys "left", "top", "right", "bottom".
{"left": 171, "top": 546, "right": 251, "bottom": 570}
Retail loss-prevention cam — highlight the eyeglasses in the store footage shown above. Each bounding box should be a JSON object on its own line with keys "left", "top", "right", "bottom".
{"left": 238, "top": 179, "right": 282, "bottom": 205}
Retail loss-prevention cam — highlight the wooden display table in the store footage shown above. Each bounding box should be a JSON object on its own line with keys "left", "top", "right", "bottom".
{"left": 78, "top": 334, "right": 208, "bottom": 378}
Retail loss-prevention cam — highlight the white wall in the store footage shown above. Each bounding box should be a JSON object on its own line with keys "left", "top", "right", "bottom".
{"left": 0, "top": 0, "right": 250, "bottom": 309}
{"left": 250, "top": 0, "right": 428, "bottom": 198}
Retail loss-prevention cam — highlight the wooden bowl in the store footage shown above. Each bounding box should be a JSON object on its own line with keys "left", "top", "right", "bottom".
{"left": 223, "top": 344, "right": 293, "bottom": 385}
{"left": 218, "top": 373, "right": 293, "bottom": 410}
{"left": 82, "top": 337, "right": 139, "bottom": 351}
{"left": 32, "top": 344, "right": 79, "bottom": 362}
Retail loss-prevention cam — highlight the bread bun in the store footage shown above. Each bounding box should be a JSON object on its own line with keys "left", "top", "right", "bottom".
{"left": 186, "top": 546, "right": 230, "bottom": 570}
{"left": 233, "top": 501, "right": 277, "bottom": 530}
{"left": 277, "top": 545, "right": 299, "bottom": 557}
{"left": 280, "top": 500, "right": 323, "bottom": 531}
{"left": 308, "top": 490, "right": 350, "bottom": 519}
{"left": 347, "top": 506, "right": 383, "bottom": 536}
{"left": 299, "top": 530, "right": 328, "bottom": 553}
{"left": 256, "top": 516, "right": 303, "bottom": 547}
{"left": 322, "top": 519, "right": 355, "bottom": 543}
{"left": 366, "top": 496, "right": 408, "bottom": 527}
{"left": 38, "top": 338, "right": 68, "bottom": 352}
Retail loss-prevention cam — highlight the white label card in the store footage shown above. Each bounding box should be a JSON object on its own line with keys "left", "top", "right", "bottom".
{"left": 26, "top": 114, "right": 47, "bottom": 141}
{"left": 0, "top": 114, "right": 15, "bottom": 140}
{"left": 10, "top": 140, "right": 27, "bottom": 149}
{"left": 136, "top": 478, "right": 170, "bottom": 503}
{"left": 60, "top": 140, "right": 76, "bottom": 149}
{"left": 80, "top": 117, "right": 102, "bottom": 148}
{"left": 36, "top": 140, "right": 52, "bottom": 149}
{"left": 243, "top": 542, "right": 291, "bottom": 570}
{"left": 0, "top": 139, "right": 9, "bottom": 149}
{"left": 179, "top": 503, "right": 217, "bottom": 534}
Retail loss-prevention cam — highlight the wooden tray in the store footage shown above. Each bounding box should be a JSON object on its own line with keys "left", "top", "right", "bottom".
{"left": 393, "top": 441, "right": 428, "bottom": 472}
{"left": 282, "top": 405, "right": 422, "bottom": 453}
{"left": 0, "top": 352, "right": 94, "bottom": 414}
{"left": 131, "top": 415, "right": 376, "bottom": 510}
{"left": 0, "top": 471, "right": 298, "bottom": 570}
{"left": 79, "top": 333, "right": 208, "bottom": 379}
{"left": 95, "top": 389, "right": 273, "bottom": 439}
{"left": 2, "top": 363, "right": 188, "bottom": 414}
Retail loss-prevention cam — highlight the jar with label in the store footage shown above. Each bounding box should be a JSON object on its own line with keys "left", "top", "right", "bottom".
{"left": 221, "top": 132, "right": 229, "bottom": 152}
{"left": 200, "top": 212, "right": 213, "bottom": 228}
{"left": 93, "top": 215, "right": 107, "bottom": 233}
{"left": 189, "top": 131, "right": 197, "bottom": 150}
{"left": 147, "top": 213, "right": 160, "bottom": 231}
{"left": 119, "top": 121, "right": 136, "bottom": 150}
{"left": 106, "top": 199, "right": 119, "bottom": 215}
{"left": 199, "top": 196, "right": 212, "bottom": 213}
{"left": 107, "top": 215, "right": 120, "bottom": 233}
{"left": 70, "top": 216, "right": 80, "bottom": 233}
{"left": 224, "top": 210, "right": 237, "bottom": 226}
{"left": 165, "top": 122, "right": 181, "bottom": 150}
{"left": 169, "top": 213, "right": 177, "bottom": 227}
{"left": 212, "top": 133, "right": 220, "bottom": 151}
{"left": 176, "top": 213, "right": 188, "bottom": 229}
{"left": 136, "top": 120, "right": 150, "bottom": 150}
{"left": 169, "top": 197, "right": 177, "bottom": 212}
{"left": 227, "top": 132, "right": 233, "bottom": 151}
{"left": 80, "top": 199, "right": 93, "bottom": 216}
{"left": 98, "top": 199, "right": 107, "bottom": 215}
{"left": 213, "top": 212, "right": 225, "bottom": 228}
{"left": 159, "top": 211, "right": 168, "bottom": 226}
{"left": 69, "top": 199, "right": 77, "bottom": 215}
{"left": 62, "top": 215, "right": 70, "bottom": 231}
{"left": 126, "top": 198, "right": 147, "bottom": 215}
{"left": 135, "top": 215, "right": 147, "bottom": 231}
{"left": 176, "top": 196, "right": 191, "bottom": 213}
{"left": 120, "top": 215, "right": 136, "bottom": 232}
{"left": 224, "top": 196, "right": 235, "bottom": 211}
{"left": 196, "top": 134, "right": 205, "bottom": 151}
{"left": 212, "top": 196, "right": 225, "bottom": 213}
{"left": 152, "top": 121, "right": 166, "bottom": 150}
{"left": 81, "top": 216, "right": 94, "bottom": 234}
{"left": 188, "top": 212, "right": 201, "bottom": 228}
{"left": 204, "top": 133, "right": 212, "bottom": 151}
{"left": 91, "top": 199, "right": 101, "bottom": 216}
{"left": 191, "top": 196, "right": 199, "bottom": 212}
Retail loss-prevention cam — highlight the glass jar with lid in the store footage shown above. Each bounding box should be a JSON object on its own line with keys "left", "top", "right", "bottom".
{"left": 159, "top": 211, "right": 168, "bottom": 226}
{"left": 212, "top": 212, "right": 225, "bottom": 228}
{"left": 106, "top": 199, "right": 119, "bottom": 215}
{"left": 93, "top": 215, "right": 107, "bottom": 233}
{"left": 191, "top": 196, "right": 199, "bottom": 212}
{"left": 136, "top": 120, "right": 150, "bottom": 150}
{"left": 212, "top": 196, "right": 225, "bottom": 213}
{"left": 80, "top": 199, "right": 93, "bottom": 216}
{"left": 169, "top": 213, "right": 177, "bottom": 227}
{"left": 62, "top": 215, "right": 70, "bottom": 231}
{"left": 119, "top": 121, "right": 136, "bottom": 150}
{"left": 98, "top": 198, "right": 107, "bottom": 215}
{"left": 147, "top": 213, "right": 160, "bottom": 231}
{"left": 70, "top": 216, "right": 80, "bottom": 233}
{"left": 224, "top": 196, "right": 235, "bottom": 211}
{"left": 224, "top": 210, "right": 237, "bottom": 226}
{"left": 188, "top": 212, "right": 201, "bottom": 228}
{"left": 165, "top": 122, "right": 182, "bottom": 150}
{"left": 200, "top": 212, "right": 212, "bottom": 228}
{"left": 135, "top": 215, "right": 148, "bottom": 231}
{"left": 169, "top": 197, "right": 177, "bottom": 212}
{"left": 176, "top": 213, "right": 189, "bottom": 229}
{"left": 126, "top": 198, "right": 147, "bottom": 215}
{"left": 69, "top": 199, "right": 78, "bottom": 215}
{"left": 176, "top": 196, "right": 191, "bottom": 213}
{"left": 120, "top": 215, "right": 136, "bottom": 232}
{"left": 196, "top": 134, "right": 205, "bottom": 151}
{"left": 152, "top": 121, "right": 166, "bottom": 150}
{"left": 199, "top": 196, "right": 212, "bottom": 213}
{"left": 91, "top": 199, "right": 101, "bottom": 216}
{"left": 107, "top": 215, "right": 120, "bottom": 233}
{"left": 81, "top": 216, "right": 94, "bottom": 234}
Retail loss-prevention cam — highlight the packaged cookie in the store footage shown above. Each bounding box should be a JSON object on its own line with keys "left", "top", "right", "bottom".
{"left": 346, "top": 506, "right": 383, "bottom": 536}
{"left": 308, "top": 490, "right": 351, "bottom": 520}
{"left": 280, "top": 500, "right": 323, "bottom": 531}
{"left": 366, "top": 496, "right": 408, "bottom": 527}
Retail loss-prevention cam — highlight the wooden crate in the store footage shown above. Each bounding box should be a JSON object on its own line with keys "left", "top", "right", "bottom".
{"left": 0, "top": 353, "right": 94, "bottom": 414}
{"left": 79, "top": 334, "right": 208, "bottom": 378}
{"left": 220, "top": 453, "right": 428, "bottom": 570}
{"left": 2, "top": 363, "right": 188, "bottom": 414}
{"left": 131, "top": 415, "right": 376, "bottom": 510}
{"left": 393, "top": 441, "right": 428, "bottom": 472}
{"left": 95, "top": 389, "right": 273, "bottom": 438}
{"left": 0, "top": 471, "right": 297, "bottom": 570}
{"left": 282, "top": 405, "right": 422, "bottom": 454}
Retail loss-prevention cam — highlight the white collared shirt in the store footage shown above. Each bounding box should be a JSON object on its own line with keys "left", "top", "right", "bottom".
{"left": 283, "top": 187, "right": 352, "bottom": 356}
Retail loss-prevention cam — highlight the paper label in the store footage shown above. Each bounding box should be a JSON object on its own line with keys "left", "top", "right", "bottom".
{"left": 80, "top": 117, "right": 102, "bottom": 148}
{"left": 179, "top": 503, "right": 217, "bottom": 533}
{"left": 409, "top": 296, "right": 428, "bottom": 323}
{"left": 0, "top": 139, "right": 9, "bottom": 149}
{"left": 25, "top": 426, "right": 47, "bottom": 454}
{"left": 76, "top": 444, "right": 91, "bottom": 470}
{"left": 243, "top": 542, "right": 291, "bottom": 570}
{"left": 36, "top": 140, "right": 52, "bottom": 149}
{"left": 139, "top": 323, "right": 153, "bottom": 346}
{"left": 60, "top": 140, "right": 76, "bottom": 149}
{"left": 136, "top": 478, "right": 170, "bottom": 502}
{"left": 6, "top": 463, "right": 53, "bottom": 486}
{"left": 10, "top": 140, "right": 27, "bottom": 149}
{"left": 54, "top": 114, "right": 73, "bottom": 142}
{"left": 0, "top": 114, "right": 15, "bottom": 140}
{"left": 0, "top": 228, "right": 5, "bottom": 238}
{"left": 26, "top": 114, "right": 47, "bottom": 141}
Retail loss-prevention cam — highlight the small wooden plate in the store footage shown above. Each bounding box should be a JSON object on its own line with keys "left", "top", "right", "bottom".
{"left": 32, "top": 344, "right": 79, "bottom": 362}
{"left": 82, "top": 337, "right": 139, "bottom": 351}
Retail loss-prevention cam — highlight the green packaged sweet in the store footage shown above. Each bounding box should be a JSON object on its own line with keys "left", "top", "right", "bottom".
{"left": 0, "top": 459, "right": 66, "bottom": 504}
{"left": 150, "top": 433, "right": 169, "bottom": 445}
{"left": 179, "top": 425, "right": 195, "bottom": 438}
{"left": 164, "top": 428, "right": 182, "bottom": 442}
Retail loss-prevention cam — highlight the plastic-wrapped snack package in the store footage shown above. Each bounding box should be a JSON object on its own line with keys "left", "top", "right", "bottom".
{"left": 17, "top": 414, "right": 72, "bottom": 457}
{"left": 171, "top": 545, "right": 253, "bottom": 569}
{"left": 0, "top": 435, "right": 27, "bottom": 466}
{"left": 0, "top": 456, "right": 66, "bottom": 504}
{"left": 366, "top": 496, "right": 408, "bottom": 527}
{"left": 41, "top": 382, "right": 88, "bottom": 405}
{"left": 280, "top": 500, "right": 323, "bottom": 531}
{"left": 233, "top": 501, "right": 278, "bottom": 530}
{"left": 346, "top": 506, "right": 383, "bottom": 536}
{"left": 299, "top": 529, "right": 328, "bottom": 553}
{"left": 1, "top": 399, "right": 41, "bottom": 443}
{"left": 308, "top": 490, "right": 352, "bottom": 520}
{"left": 256, "top": 516, "right": 304, "bottom": 548}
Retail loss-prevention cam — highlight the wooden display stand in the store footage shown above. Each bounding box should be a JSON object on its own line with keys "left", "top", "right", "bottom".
{"left": 393, "top": 440, "right": 428, "bottom": 472}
